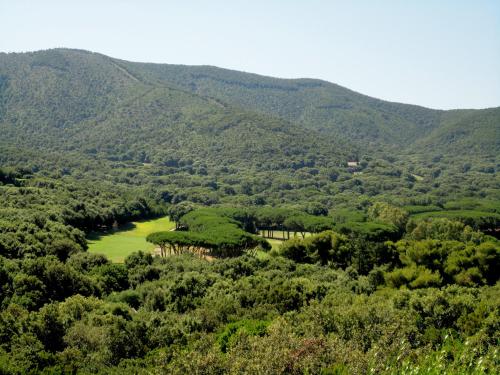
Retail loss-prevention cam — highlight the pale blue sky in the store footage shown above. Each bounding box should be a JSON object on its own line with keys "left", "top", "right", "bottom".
{"left": 1, "top": 0, "right": 499, "bottom": 109}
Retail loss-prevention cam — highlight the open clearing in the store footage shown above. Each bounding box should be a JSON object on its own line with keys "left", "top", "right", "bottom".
{"left": 87, "top": 216, "right": 175, "bottom": 263}
{"left": 87, "top": 217, "right": 302, "bottom": 263}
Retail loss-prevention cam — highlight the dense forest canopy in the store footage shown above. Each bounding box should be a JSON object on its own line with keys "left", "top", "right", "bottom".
{"left": 0, "top": 49, "right": 498, "bottom": 374}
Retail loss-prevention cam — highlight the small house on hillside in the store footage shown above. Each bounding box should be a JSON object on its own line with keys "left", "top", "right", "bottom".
{"left": 347, "top": 161, "right": 359, "bottom": 167}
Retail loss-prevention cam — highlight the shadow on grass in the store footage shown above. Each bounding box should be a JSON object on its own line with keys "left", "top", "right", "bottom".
{"left": 87, "top": 222, "right": 137, "bottom": 241}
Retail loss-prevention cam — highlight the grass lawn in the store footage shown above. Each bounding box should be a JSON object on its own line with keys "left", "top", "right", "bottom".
{"left": 255, "top": 238, "right": 284, "bottom": 260}
{"left": 87, "top": 216, "right": 175, "bottom": 263}
{"left": 267, "top": 238, "right": 284, "bottom": 251}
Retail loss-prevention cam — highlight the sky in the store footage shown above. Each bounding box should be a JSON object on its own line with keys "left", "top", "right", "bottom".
{"left": 1, "top": 0, "right": 499, "bottom": 109}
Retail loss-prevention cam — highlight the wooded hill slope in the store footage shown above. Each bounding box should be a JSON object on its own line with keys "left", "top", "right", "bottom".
{"left": 117, "top": 55, "right": 499, "bottom": 153}
{"left": 0, "top": 49, "right": 498, "bottom": 211}
{"left": 0, "top": 49, "right": 354, "bottom": 170}
{"left": 1, "top": 48, "right": 498, "bottom": 162}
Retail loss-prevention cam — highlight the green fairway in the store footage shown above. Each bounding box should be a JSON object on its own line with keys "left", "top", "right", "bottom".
{"left": 255, "top": 238, "right": 283, "bottom": 260}
{"left": 267, "top": 238, "right": 284, "bottom": 251}
{"left": 87, "top": 216, "right": 175, "bottom": 263}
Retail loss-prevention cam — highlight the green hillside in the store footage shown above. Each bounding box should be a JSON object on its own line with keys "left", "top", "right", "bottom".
{"left": 1, "top": 48, "right": 498, "bottom": 160}
{"left": 0, "top": 49, "right": 498, "bottom": 210}
{"left": 0, "top": 49, "right": 353, "bottom": 169}
{"left": 414, "top": 107, "right": 500, "bottom": 155}
{"left": 117, "top": 56, "right": 499, "bottom": 153}
{"left": 119, "top": 59, "right": 443, "bottom": 146}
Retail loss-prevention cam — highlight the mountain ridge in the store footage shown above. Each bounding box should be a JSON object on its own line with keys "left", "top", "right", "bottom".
{"left": 0, "top": 48, "right": 498, "bottom": 157}
{"left": 2, "top": 47, "right": 497, "bottom": 110}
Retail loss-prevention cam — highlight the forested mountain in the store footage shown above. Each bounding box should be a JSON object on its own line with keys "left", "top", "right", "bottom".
{"left": 0, "top": 49, "right": 354, "bottom": 168}
{"left": 413, "top": 107, "right": 500, "bottom": 155}
{"left": 1, "top": 48, "right": 498, "bottom": 160}
{"left": 1, "top": 48, "right": 499, "bottom": 214}
{"left": 118, "top": 56, "right": 499, "bottom": 152}
{"left": 122, "top": 61, "right": 442, "bottom": 145}
{"left": 0, "top": 48, "right": 498, "bottom": 208}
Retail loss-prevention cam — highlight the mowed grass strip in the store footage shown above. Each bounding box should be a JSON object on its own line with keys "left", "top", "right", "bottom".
{"left": 87, "top": 216, "right": 175, "bottom": 263}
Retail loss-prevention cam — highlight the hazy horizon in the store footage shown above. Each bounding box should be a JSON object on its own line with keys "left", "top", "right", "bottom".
{"left": 1, "top": 0, "right": 499, "bottom": 110}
